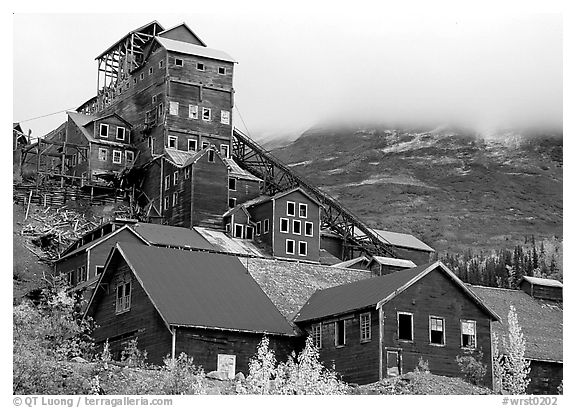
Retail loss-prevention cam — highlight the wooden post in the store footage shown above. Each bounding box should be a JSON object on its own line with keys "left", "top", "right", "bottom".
{"left": 378, "top": 306, "right": 383, "bottom": 381}
{"left": 171, "top": 326, "right": 177, "bottom": 362}
{"left": 25, "top": 190, "right": 33, "bottom": 220}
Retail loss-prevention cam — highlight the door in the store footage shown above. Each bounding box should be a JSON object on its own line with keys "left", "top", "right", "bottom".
{"left": 386, "top": 349, "right": 401, "bottom": 377}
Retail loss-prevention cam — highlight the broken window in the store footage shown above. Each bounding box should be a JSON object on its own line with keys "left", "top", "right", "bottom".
{"left": 189, "top": 104, "right": 198, "bottom": 119}
{"left": 293, "top": 220, "right": 301, "bottom": 235}
{"left": 360, "top": 312, "right": 371, "bottom": 341}
{"left": 125, "top": 151, "right": 134, "bottom": 165}
{"left": 430, "top": 316, "right": 445, "bottom": 345}
{"left": 461, "top": 320, "right": 477, "bottom": 349}
{"left": 311, "top": 324, "right": 322, "bottom": 349}
{"left": 116, "top": 281, "right": 131, "bottom": 314}
{"left": 280, "top": 218, "right": 289, "bottom": 233}
{"left": 285, "top": 239, "right": 295, "bottom": 255}
{"left": 112, "top": 150, "right": 122, "bottom": 164}
{"left": 287, "top": 201, "right": 296, "bottom": 217}
{"left": 305, "top": 221, "right": 314, "bottom": 237}
{"left": 335, "top": 320, "right": 346, "bottom": 347}
{"left": 398, "top": 312, "right": 413, "bottom": 341}
{"left": 98, "top": 148, "right": 108, "bottom": 162}
{"left": 100, "top": 124, "right": 109, "bottom": 138}
{"left": 298, "top": 241, "right": 307, "bottom": 256}
{"left": 221, "top": 110, "right": 230, "bottom": 125}
{"left": 168, "top": 135, "right": 178, "bottom": 149}
{"left": 202, "top": 107, "right": 211, "bottom": 121}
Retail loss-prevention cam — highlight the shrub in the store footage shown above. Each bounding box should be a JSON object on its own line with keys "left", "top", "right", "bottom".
{"left": 415, "top": 357, "right": 430, "bottom": 373}
{"left": 456, "top": 350, "right": 487, "bottom": 385}
{"left": 120, "top": 338, "right": 148, "bottom": 368}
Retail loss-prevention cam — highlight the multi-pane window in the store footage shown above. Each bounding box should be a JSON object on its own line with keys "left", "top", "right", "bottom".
{"left": 116, "top": 127, "right": 126, "bottom": 141}
{"left": 305, "top": 222, "right": 314, "bottom": 237}
{"left": 398, "top": 312, "right": 413, "bottom": 341}
{"left": 169, "top": 101, "right": 179, "bottom": 116}
{"left": 116, "top": 281, "right": 131, "bottom": 314}
{"left": 298, "top": 241, "right": 307, "bottom": 256}
{"left": 311, "top": 324, "right": 322, "bottom": 349}
{"left": 293, "top": 220, "right": 301, "bottom": 235}
{"left": 335, "top": 320, "right": 346, "bottom": 347}
{"left": 221, "top": 110, "right": 230, "bottom": 125}
{"left": 280, "top": 218, "right": 289, "bottom": 233}
{"left": 360, "top": 312, "right": 371, "bottom": 341}
{"left": 164, "top": 175, "right": 170, "bottom": 191}
{"left": 100, "top": 124, "right": 109, "bottom": 138}
{"left": 287, "top": 201, "right": 296, "bottom": 216}
{"left": 285, "top": 239, "right": 295, "bottom": 254}
{"left": 202, "top": 107, "right": 211, "bottom": 121}
{"left": 125, "top": 151, "right": 135, "bottom": 165}
{"left": 189, "top": 105, "right": 198, "bottom": 119}
{"left": 299, "top": 204, "right": 308, "bottom": 218}
{"left": 98, "top": 148, "right": 108, "bottom": 162}
{"left": 112, "top": 150, "right": 122, "bottom": 164}
{"left": 188, "top": 138, "right": 198, "bottom": 152}
{"left": 228, "top": 178, "right": 237, "bottom": 191}
{"left": 430, "top": 316, "right": 445, "bottom": 345}
{"left": 168, "top": 135, "right": 178, "bottom": 149}
{"left": 461, "top": 320, "right": 477, "bottom": 349}
{"left": 263, "top": 219, "right": 270, "bottom": 234}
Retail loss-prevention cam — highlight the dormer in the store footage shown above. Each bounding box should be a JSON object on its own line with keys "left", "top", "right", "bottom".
{"left": 90, "top": 113, "right": 133, "bottom": 144}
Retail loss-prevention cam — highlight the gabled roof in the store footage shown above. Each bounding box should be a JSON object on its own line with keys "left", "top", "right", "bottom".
{"left": 88, "top": 243, "right": 295, "bottom": 336}
{"left": 154, "top": 36, "right": 236, "bottom": 63}
{"left": 522, "top": 276, "right": 563, "bottom": 288}
{"left": 351, "top": 227, "right": 435, "bottom": 252}
{"left": 224, "top": 158, "right": 262, "bottom": 182}
{"left": 294, "top": 261, "right": 499, "bottom": 323}
{"left": 468, "top": 285, "right": 563, "bottom": 362}
{"left": 67, "top": 111, "right": 130, "bottom": 147}
{"left": 85, "top": 112, "right": 133, "bottom": 128}
{"left": 95, "top": 21, "right": 164, "bottom": 60}
{"left": 369, "top": 256, "right": 417, "bottom": 269}
{"left": 194, "top": 227, "right": 268, "bottom": 258}
{"left": 158, "top": 22, "right": 207, "bottom": 46}
{"left": 131, "top": 223, "right": 213, "bottom": 251}
{"left": 164, "top": 145, "right": 225, "bottom": 168}
{"left": 331, "top": 256, "right": 369, "bottom": 269}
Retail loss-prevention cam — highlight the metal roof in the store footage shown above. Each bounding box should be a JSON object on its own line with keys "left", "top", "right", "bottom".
{"left": 155, "top": 36, "right": 236, "bottom": 63}
{"left": 111, "top": 243, "right": 295, "bottom": 335}
{"left": 468, "top": 285, "right": 563, "bottom": 362}
{"left": 294, "top": 261, "right": 499, "bottom": 323}
{"left": 354, "top": 227, "right": 435, "bottom": 252}
{"left": 522, "top": 276, "right": 563, "bottom": 288}
{"left": 370, "top": 256, "right": 417, "bottom": 268}
{"left": 194, "top": 227, "right": 268, "bottom": 258}
{"left": 224, "top": 158, "right": 262, "bottom": 182}
{"left": 131, "top": 223, "right": 214, "bottom": 251}
{"left": 331, "top": 256, "right": 369, "bottom": 269}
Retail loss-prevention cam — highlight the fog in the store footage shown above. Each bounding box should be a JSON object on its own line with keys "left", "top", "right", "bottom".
{"left": 13, "top": 10, "right": 562, "bottom": 140}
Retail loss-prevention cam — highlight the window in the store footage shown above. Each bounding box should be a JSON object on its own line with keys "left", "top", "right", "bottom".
{"left": 77, "top": 266, "right": 87, "bottom": 283}
{"left": 461, "top": 320, "right": 477, "bottom": 349}
{"left": 228, "top": 198, "right": 237, "bottom": 208}
{"left": 234, "top": 224, "right": 243, "bottom": 238}
{"left": 189, "top": 104, "right": 198, "bottom": 119}
{"left": 202, "top": 107, "right": 211, "bottom": 121}
{"left": 133, "top": 77, "right": 137, "bottom": 84}
{"left": 116, "top": 281, "right": 131, "bottom": 314}
{"left": 360, "top": 312, "right": 371, "bottom": 341}
{"left": 140, "top": 72, "right": 144, "bottom": 80}
{"left": 164, "top": 175, "right": 170, "bottom": 191}
{"left": 220, "top": 144, "right": 229, "bottom": 158}
{"left": 125, "top": 151, "right": 134, "bottom": 165}
{"left": 112, "top": 150, "right": 122, "bottom": 164}
{"left": 168, "top": 135, "right": 178, "bottom": 149}
{"left": 298, "top": 241, "right": 307, "bottom": 256}
{"left": 228, "top": 178, "right": 237, "bottom": 191}
{"left": 196, "top": 62, "right": 205, "bottom": 71}
{"left": 398, "top": 312, "right": 413, "bottom": 342}
{"left": 173, "top": 171, "right": 179, "bottom": 185}
{"left": 152, "top": 95, "right": 157, "bottom": 104}
{"left": 95, "top": 266, "right": 105, "bottom": 275}
{"left": 158, "top": 103, "right": 164, "bottom": 119}
{"left": 98, "top": 148, "right": 108, "bottom": 162}
{"left": 221, "top": 110, "right": 230, "bottom": 125}
{"left": 201, "top": 141, "right": 210, "bottom": 150}
{"left": 218, "top": 66, "right": 227, "bottom": 75}
{"left": 172, "top": 192, "right": 178, "bottom": 206}
{"left": 245, "top": 226, "right": 254, "bottom": 240}
{"left": 164, "top": 196, "right": 169, "bottom": 210}
{"left": 149, "top": 67, "right": 153, "bottom": 75}
{"left": 188, "top": 138, "right": 198, "bottom": 152}
{"left": 100, "top": 124, "right": 109, "bottom": 138}
{"left": 256, "top": 221, "right": 262, "bottom": 235}
{"left": 159, "top": 60, "right": 165, "bottom": 69}
{"left": 299, "top": 203, "right": 308, "bottom": 218}
{"left": 208, "top": 149, "right": 215, "bottom": 162}
{"left": 429, "top": 316, "right": 445, "bottom": 345}
{"left": 293, "top": 220, "right": 301, "bottom": 235}
{"left": 287, "top": 201, "right": 296, "bottom": 216}
{"left": 263, "top": 219, "right": 270, "bottom": 234}
{"left": 116, "top": 127, "right": 126, "bottom": 141}
{"left": 184, "top": 167, "right": 190, "bottom": 180}
{"left": 280, "top": 218, "right": 289, "bottom": 233}
{"left": 169, "top": 101, "right": 179, "bottom": 116}
{"left": 175, "top": 58, "right": 183, "bottom": 67}
{"left": 305, "top": 221, "right": 314, "bottom": 237}
{"left": 311, "top": 324, "right": 322, "bottom": 349}
{"left": 335, "top": 320, "right": 346, "bottom": 347}
{"left": 285, "top": 239, "right": 295, "bottom": 255}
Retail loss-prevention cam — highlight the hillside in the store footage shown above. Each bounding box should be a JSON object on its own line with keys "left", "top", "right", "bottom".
{"left": 271, "top": 124, "right": 562, "bottom": 254}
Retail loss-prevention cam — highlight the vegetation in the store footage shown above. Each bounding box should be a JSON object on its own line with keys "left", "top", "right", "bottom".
{"left": 456, "top": 350, "right": 487, "bottom": 386}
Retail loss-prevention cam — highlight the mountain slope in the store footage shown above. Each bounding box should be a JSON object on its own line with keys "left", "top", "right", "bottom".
{"left": 271, "top": 124, "right": 562, "bottom": 254}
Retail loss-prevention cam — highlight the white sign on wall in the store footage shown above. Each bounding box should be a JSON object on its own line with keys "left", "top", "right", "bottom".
{"left": 217, "top": 354, "right": 236, "bottom": 379}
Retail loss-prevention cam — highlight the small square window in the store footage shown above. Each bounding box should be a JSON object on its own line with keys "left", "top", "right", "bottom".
{"left": 168, "top": 135, "right": 178, "bottom": 149}
{"left": 461, "top": 320, "right": 477, "bottom": 349}
{"left": 189, "top": 104, "right": 199, "bottom": 119}
{"left": 197, "top": 62, "right": 205, "bottom": 71}
{"left": 100, "top": 124, "right": 109, "bottom": 138}
{"left": 202, "top": 107, "right": 211, "bottom": 121}
{"left": 360, "top": 313, "right": 371, "bottom": 342}
{"left": 116, "top": 127, "right": 126, "bottom": 141}
{"left": 293, "top": 220, "right": 301, "bottom": 235}
{"left": 164, "top": 175, "right": 170, "bottom": 191}
{"left": 263, "top": 219, "right": 270, "bottom": 234}
{"left": 305, "top": 221, "right": 313, "bottom": 237}
{"left": 218, "top": 67, "right": 226, "bottom": 75}
{"left": 280, "top": 218, "right": 289, "bottom": 233}
{"left": 229, "top": 178, "right": 237, "bottom": 191}
{"left": 98, "top": 148, "right": 108, "bottom": 162}
{"left": 335, "top": 320, "right": 346, "bottom": 347}
{"left": 311, "top": 324, "right": 322, "bottom": 349}
{"left": 287, "top": 201, "right": 296, "bottom": 217}
{"left": 299, "top": 203, "right": 308, "bottom": 218}
{"left": 188, "top": 139, "right": 198, "bottom": 152}
{"left": 285, "top": 239, "right": 295, "bottom": 255}
{"left": 398, "top": 312, "right": 413, "bottom": 342}
{"left": 430, "top": 316, "right": 445, "bottom": 346}
{"left": 175, "top": 58, "right": 184, "bottom": 67}
{"left": 298, "top": 241, "right": 307, "bottom": 256}
{"left": 169, "top": 101, "right": 179, "bottom": 116}
{"left": 112, "top": 150, "right": 122, "bottom": 164}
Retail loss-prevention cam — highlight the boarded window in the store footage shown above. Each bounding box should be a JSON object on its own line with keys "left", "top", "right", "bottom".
{"left": 335, "top": 320, "right": 346, "bottom": 346}
{"left": 398, "top": 313, "right": 413, "bottom": 341}
{"left": 285, "top": 239, "right": 295, "bottom": 254}
{"left": 280, "top": 218, "right": 289, "bottom": 233}
{"left": 189, "top": 105, "right": 198, "bottom": 119}
{"left": 311, "top": 324, "right": 322, "bottom": 349}
{"left": 169, "top": 101, "right": 179, "bottom": 116}
{"left": 430, "top": 316, "right": 445, "bottom": 345}
{"left": 221, "top": 110, "right": 230, "bottom": 125}
{"left": 461, "top": 320, "right": 477, "bottom": 348}
{"left": 360, "top": 312, "right": 371, "bottom": 341}
{"left": 305, "top": 221, "right": 313, "bottom": 237}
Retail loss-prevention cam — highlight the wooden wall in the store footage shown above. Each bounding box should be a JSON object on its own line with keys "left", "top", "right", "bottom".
{"left": 88, "top": 229, "right": 144, "bottom": 279}
{"left": 527, "top": 360, "right": 563, "bottom": 395}
{"left": 55, "top": 252, "right": 88, "bottom": 286}
{"left": 190, "top": 152, "right": 228, "bottom": 228}
{"left": 229, "top": 178, "right": 262, "bottom": 206}
{"left": 520, "top": 281, "right": 563, "bottom": 302}
{"left": 248, "top": 200, "right": 273, "bottom": 248}
{"left": 140, "top": 160, "right": 163, "bottom": 215}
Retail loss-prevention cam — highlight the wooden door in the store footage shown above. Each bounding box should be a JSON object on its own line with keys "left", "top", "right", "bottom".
{"left": 386, "top": 350, "right": 401, "bottom": 377}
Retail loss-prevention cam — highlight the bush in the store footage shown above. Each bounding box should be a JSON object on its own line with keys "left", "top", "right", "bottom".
{"left": 456, "top": 351, "right": 487, "bottom": 385}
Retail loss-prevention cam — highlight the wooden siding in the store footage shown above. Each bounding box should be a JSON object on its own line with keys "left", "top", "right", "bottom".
{"left": 248, "top": 200, "right": 273, "bottom": 250}
{"left": 190, "top": 153, "right": 228, "bottom": 228}
{"left": 175, "top": 328, "right": 297, "bottom": 375}
{"left": 159, "top": 26, "right": 204, "bottom": 45}
{"left": 527, "top": 361, "right": 563, "bottom": 395}
{"left": 88, "top": 229, "right": 144, "bottom": 279}
{"left": 520, "top": 281, "right": 563, "bottom": 301}
{"left": 55, "top": 252, "right": 87, "bottom": 286}
{"left": 141, "top": 160, "right": 163, "bottom": 214}
{"left": 167, "top": 52, "right": 233, "bottom": 91}
{"left": 89, "top": 255, "right": 172, "bottom": 364}
{"left": 229, "top": 178, "right": 262, "bottom": 206}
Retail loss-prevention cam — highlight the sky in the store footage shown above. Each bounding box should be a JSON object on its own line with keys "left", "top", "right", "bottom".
{"left": 11, "top": 3, "right": 564, "bottom": 141}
